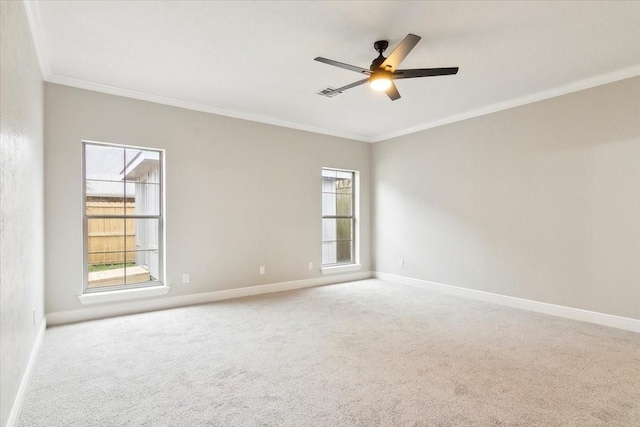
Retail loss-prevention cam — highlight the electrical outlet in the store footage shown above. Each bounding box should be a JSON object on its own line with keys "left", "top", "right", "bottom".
{"left": 399, "top": 259, "right": 404, "bottom": 268}
{"left": 182, "top": 273, "right": 190, "bottom": 284}
{"left": 259, "top": 266, "right": 265, "bottom": 275}
{"left": 308, "top": 262, "right": 313, "bottom": 270}
{"left": 32, "top": 309, "right": 36, "bottom": 326}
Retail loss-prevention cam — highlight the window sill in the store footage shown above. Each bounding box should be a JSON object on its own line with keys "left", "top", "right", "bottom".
{"left": 78, "top": 285, "right": 170, "bottom": 305}
{"left": 321, "top": 264, "right": 362, "bottom": 275}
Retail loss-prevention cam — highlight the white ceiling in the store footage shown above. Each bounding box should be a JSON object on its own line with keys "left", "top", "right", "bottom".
{"left": 26, "top": 1, "right": 640, "bottom": 142}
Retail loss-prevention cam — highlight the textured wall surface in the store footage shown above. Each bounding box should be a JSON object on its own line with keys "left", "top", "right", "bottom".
{"left": 373, "top": 76, "right": 640, "bottom": 319}
{"left": 0, "top": 2, "right": 45, "bottom": 426}
{"left": 44, "top": 83, "right": 371, "bottom": 314}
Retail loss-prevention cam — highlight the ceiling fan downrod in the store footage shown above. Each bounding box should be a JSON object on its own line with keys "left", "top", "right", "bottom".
{"left": 371, "top": 40, "right": 389, "bottom": 70}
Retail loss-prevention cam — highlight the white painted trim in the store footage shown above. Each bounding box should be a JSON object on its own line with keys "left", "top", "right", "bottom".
{"left": 22, "top": 0, "right": 51, "bottom": 79}
{"left": 374, "top": 272, "right": 640, "bottom": 334}
{"left": 321, "top": 264, "right": 362, "bottom": 275}
{"left": 46, "top": 64, "right": 640, "bottom": 144}
{"left": 48, "top": 271, "right": 373, "bottom": 325}
{"left": 22, "top": 0, "right": 640, "bottom": 144}
{"left": 6, "top": 317, "right": 47, "bottom": 427}
{"left": 371, "top": 64, "right": 640, "bottom": 142}
{"left": 77, "top": 285, "right": 170, "bottom": 305}
{"left": 44, "top": 74, "right": 371, "bottom": 143}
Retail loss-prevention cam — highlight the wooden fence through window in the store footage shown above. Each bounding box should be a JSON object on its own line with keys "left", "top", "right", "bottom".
{"left": 87, "top": 201, "right": 136, "bottom": 265}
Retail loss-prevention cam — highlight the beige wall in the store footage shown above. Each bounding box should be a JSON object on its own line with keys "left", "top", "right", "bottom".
{"left": 372, "top": 76, "right": 640, "bottom": 319}
{"left": 0, "top": 2, "right": 45, "bottom": 426}
{"left": 44, "top": 76, "right": 640, "bottom": 320}
{"left": 44, "top": 83, "right": 371, "bottom": 314}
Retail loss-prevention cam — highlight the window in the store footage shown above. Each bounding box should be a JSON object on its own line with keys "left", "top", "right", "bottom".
{"left": 83, "top": 141, "right": 164, "bottom": 293}
{"left": 322, "top": 168, "right": 357, "bottom": 266}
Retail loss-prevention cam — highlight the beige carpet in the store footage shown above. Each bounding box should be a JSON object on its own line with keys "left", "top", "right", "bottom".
{"left": 18, "top": 279, "right": 640, "bottom": 426}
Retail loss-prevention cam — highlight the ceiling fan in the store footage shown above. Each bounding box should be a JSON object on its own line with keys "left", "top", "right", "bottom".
{"left": 315, "top": 34, "right": 458, "bottom": 101}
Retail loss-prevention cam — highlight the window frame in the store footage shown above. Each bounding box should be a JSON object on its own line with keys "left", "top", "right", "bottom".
{"left": 321, "top": 167, "right": 360, "bottom": 270}
{"left": 81, "top": 140, "right": 165, "bottom": 295}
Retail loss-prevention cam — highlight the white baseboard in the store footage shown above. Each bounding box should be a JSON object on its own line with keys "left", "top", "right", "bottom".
{"left": 47, "top": 271, "right": 373, "bottom": 326}
{"left": 7, "top": 317, "right": 47, "bottom": 427}
{"left": 374, "top": 272, "right": 640, "bottom": 334}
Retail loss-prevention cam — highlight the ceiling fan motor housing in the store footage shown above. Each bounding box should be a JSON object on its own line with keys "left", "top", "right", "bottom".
{"left": 374, "top": 40, "right": 389, "bottom": 53}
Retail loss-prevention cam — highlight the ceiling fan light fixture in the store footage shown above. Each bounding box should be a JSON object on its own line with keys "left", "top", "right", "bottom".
{"left": 315, "top": 34, "right": 458, "bottom": 101}
{"left": 370, "top": 71, "right": 392, "bottom": 91}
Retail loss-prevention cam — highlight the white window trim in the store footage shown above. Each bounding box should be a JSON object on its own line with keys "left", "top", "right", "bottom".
{"left": 321, "top": 168, "right": 360, "bottom": 271}
{"left": 321, "top": 263, "right": 362, "bottom": 275}
{"left": 78, "top": 285, "right": 170, "bottom": 305}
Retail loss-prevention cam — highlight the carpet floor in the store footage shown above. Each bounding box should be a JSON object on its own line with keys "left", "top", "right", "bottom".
{"left": 18, "top": 279, "right": 640, "bottom": 426}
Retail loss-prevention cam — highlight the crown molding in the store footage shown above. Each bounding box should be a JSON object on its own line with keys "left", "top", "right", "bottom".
{"left": 23, "top": 0, "right": 640, "bottom": 144}
{"left": 45, "top": 74, "right": 373, "bottom": 143}
{"left": 45, "top": 65, "right": 640, "bottom": 145}
{"left": 23, "top": 0, "right": 51, "bottom": 79}
{"left": 24, "top": 1, "right": 369, "bottom": 142}
{"left": 371, "top": 64, "right": 640, "bottom": 142}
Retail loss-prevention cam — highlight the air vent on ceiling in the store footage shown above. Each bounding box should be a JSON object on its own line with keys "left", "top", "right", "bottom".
{"left": 316, "top": 87, "right": 344, "bottom": 98}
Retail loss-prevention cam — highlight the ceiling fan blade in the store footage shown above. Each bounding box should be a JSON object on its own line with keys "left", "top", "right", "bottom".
{"left": 393, "top": 67, "right": 459, "bottom": 79}
{"left": 314, "top": 57, "right": 371, "bottom": 75}
{"left": 385, "top": 81, "right": 401, "bottom": 101}
{"left": 380, "top": 34, "right": 421, "bottom": 71}
{"left": 324, "top": 78, "right": 370, "bottom": 96}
